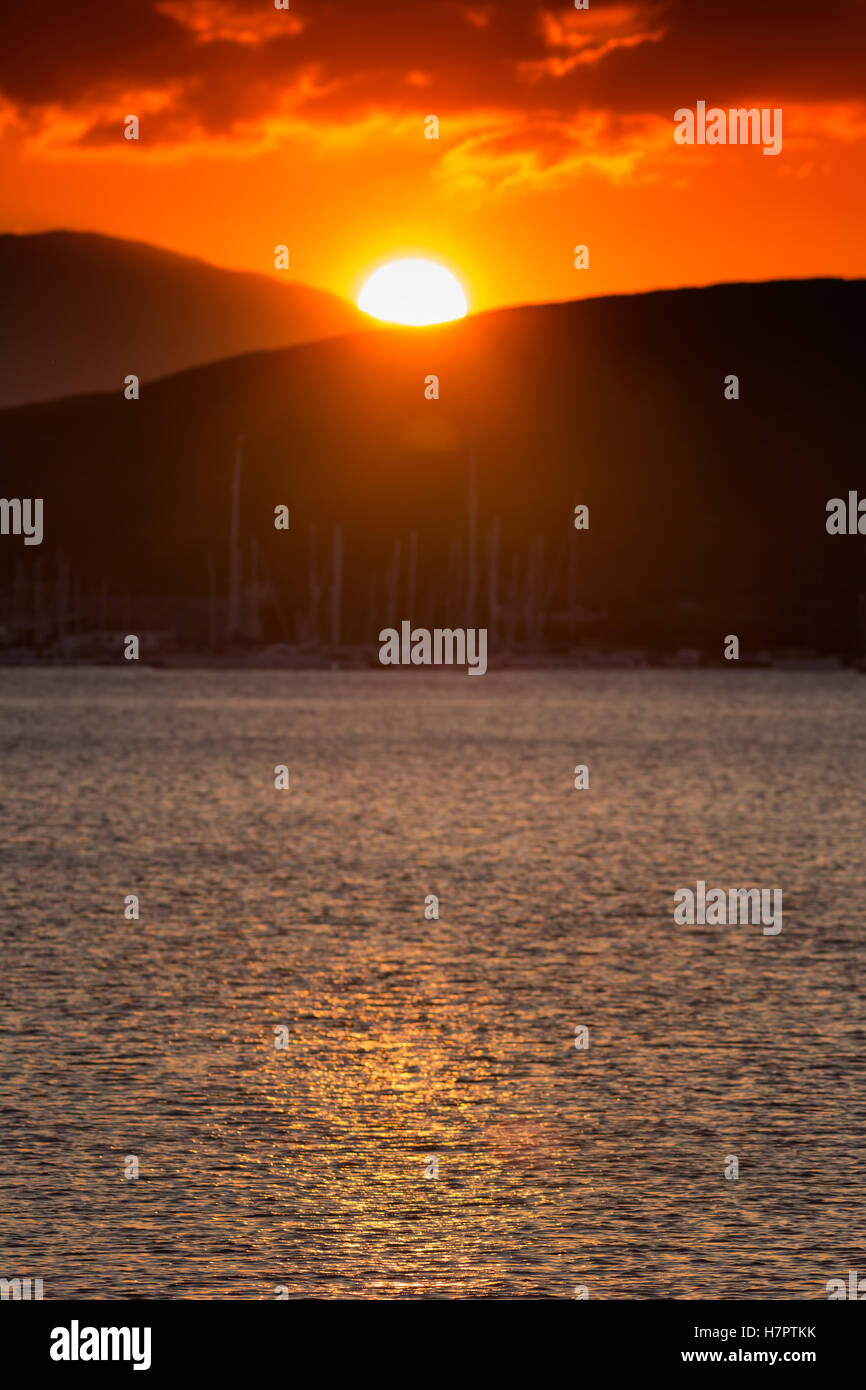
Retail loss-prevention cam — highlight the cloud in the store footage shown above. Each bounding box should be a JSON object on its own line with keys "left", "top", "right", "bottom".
{"left": 155, "top": 0, "right": 304, "bottom": 46}
{"left": 520, "top": 4, "right": 669, "bottom": 79}
{"left": 431, "top": 110, "right": 669, "bottom": 203}
{"left": 430, "top": 99, "right": 866, "bottom": 205}
{"left": 1, "top": 0, "right": 864, "bottom": 162}
{"left": 462, "top": 4, "right": 495, "bottom": 30}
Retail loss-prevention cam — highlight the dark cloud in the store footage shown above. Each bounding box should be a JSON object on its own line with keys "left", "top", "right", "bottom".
{"left": 2, "top": 0, "right": 864, "bottom": 144}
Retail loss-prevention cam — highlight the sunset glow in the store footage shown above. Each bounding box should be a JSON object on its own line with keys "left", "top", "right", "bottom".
{"left": 2, "top": 0, "right": 865, "bottom": 1325}
{"left": 0, "top": 3, "right": 863, "bottom": 307}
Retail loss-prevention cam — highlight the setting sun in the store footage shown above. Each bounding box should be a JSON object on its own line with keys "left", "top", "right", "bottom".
{"left": 358, "top": 259, "right": 468, "bottom": 326}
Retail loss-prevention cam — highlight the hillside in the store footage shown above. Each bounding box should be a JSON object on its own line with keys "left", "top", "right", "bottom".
{"left": 0, "top": 231, "right": 365, "bottom": 407}
{"left": 0, "top": 278, "right": 863, "bottom": 655}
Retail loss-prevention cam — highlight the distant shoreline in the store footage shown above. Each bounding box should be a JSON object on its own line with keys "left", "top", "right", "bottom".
{"left": 0, "top": 646, "right": 854, "bottom": 673}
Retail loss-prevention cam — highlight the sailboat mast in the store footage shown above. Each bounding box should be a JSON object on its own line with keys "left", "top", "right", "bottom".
{"left": 467, "top": 444, "right": 477, "bottom": 624}
{"left": 228, "top": 433, "right": 244, "bottom": 638}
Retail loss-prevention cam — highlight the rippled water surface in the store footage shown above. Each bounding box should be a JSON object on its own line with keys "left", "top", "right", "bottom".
{"left": 1, "top": 668, "right": 864, "bottom": 1299}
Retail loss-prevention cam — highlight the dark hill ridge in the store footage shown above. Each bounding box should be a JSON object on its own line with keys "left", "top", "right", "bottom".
{"left": 0, "top": 277, "right": 863, "bottom": 655}
{"left": 0, "top": 230, "right": 365, "bottom": 408}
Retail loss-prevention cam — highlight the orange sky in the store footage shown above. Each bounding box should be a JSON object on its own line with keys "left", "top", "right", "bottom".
{"left": 2, "top": 1, "right": 865, "bottom": 310}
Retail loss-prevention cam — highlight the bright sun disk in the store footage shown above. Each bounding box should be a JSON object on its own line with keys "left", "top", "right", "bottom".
{"left": 358, "top": 259, "right": 468, "bottom": 326}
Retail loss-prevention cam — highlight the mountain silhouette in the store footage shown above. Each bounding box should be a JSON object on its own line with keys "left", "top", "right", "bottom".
{"left": 0, "top": 277, "right": 863, "bottom": 656}
{"left": 0, "top": 231, "right": 365, "bottom": 408}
